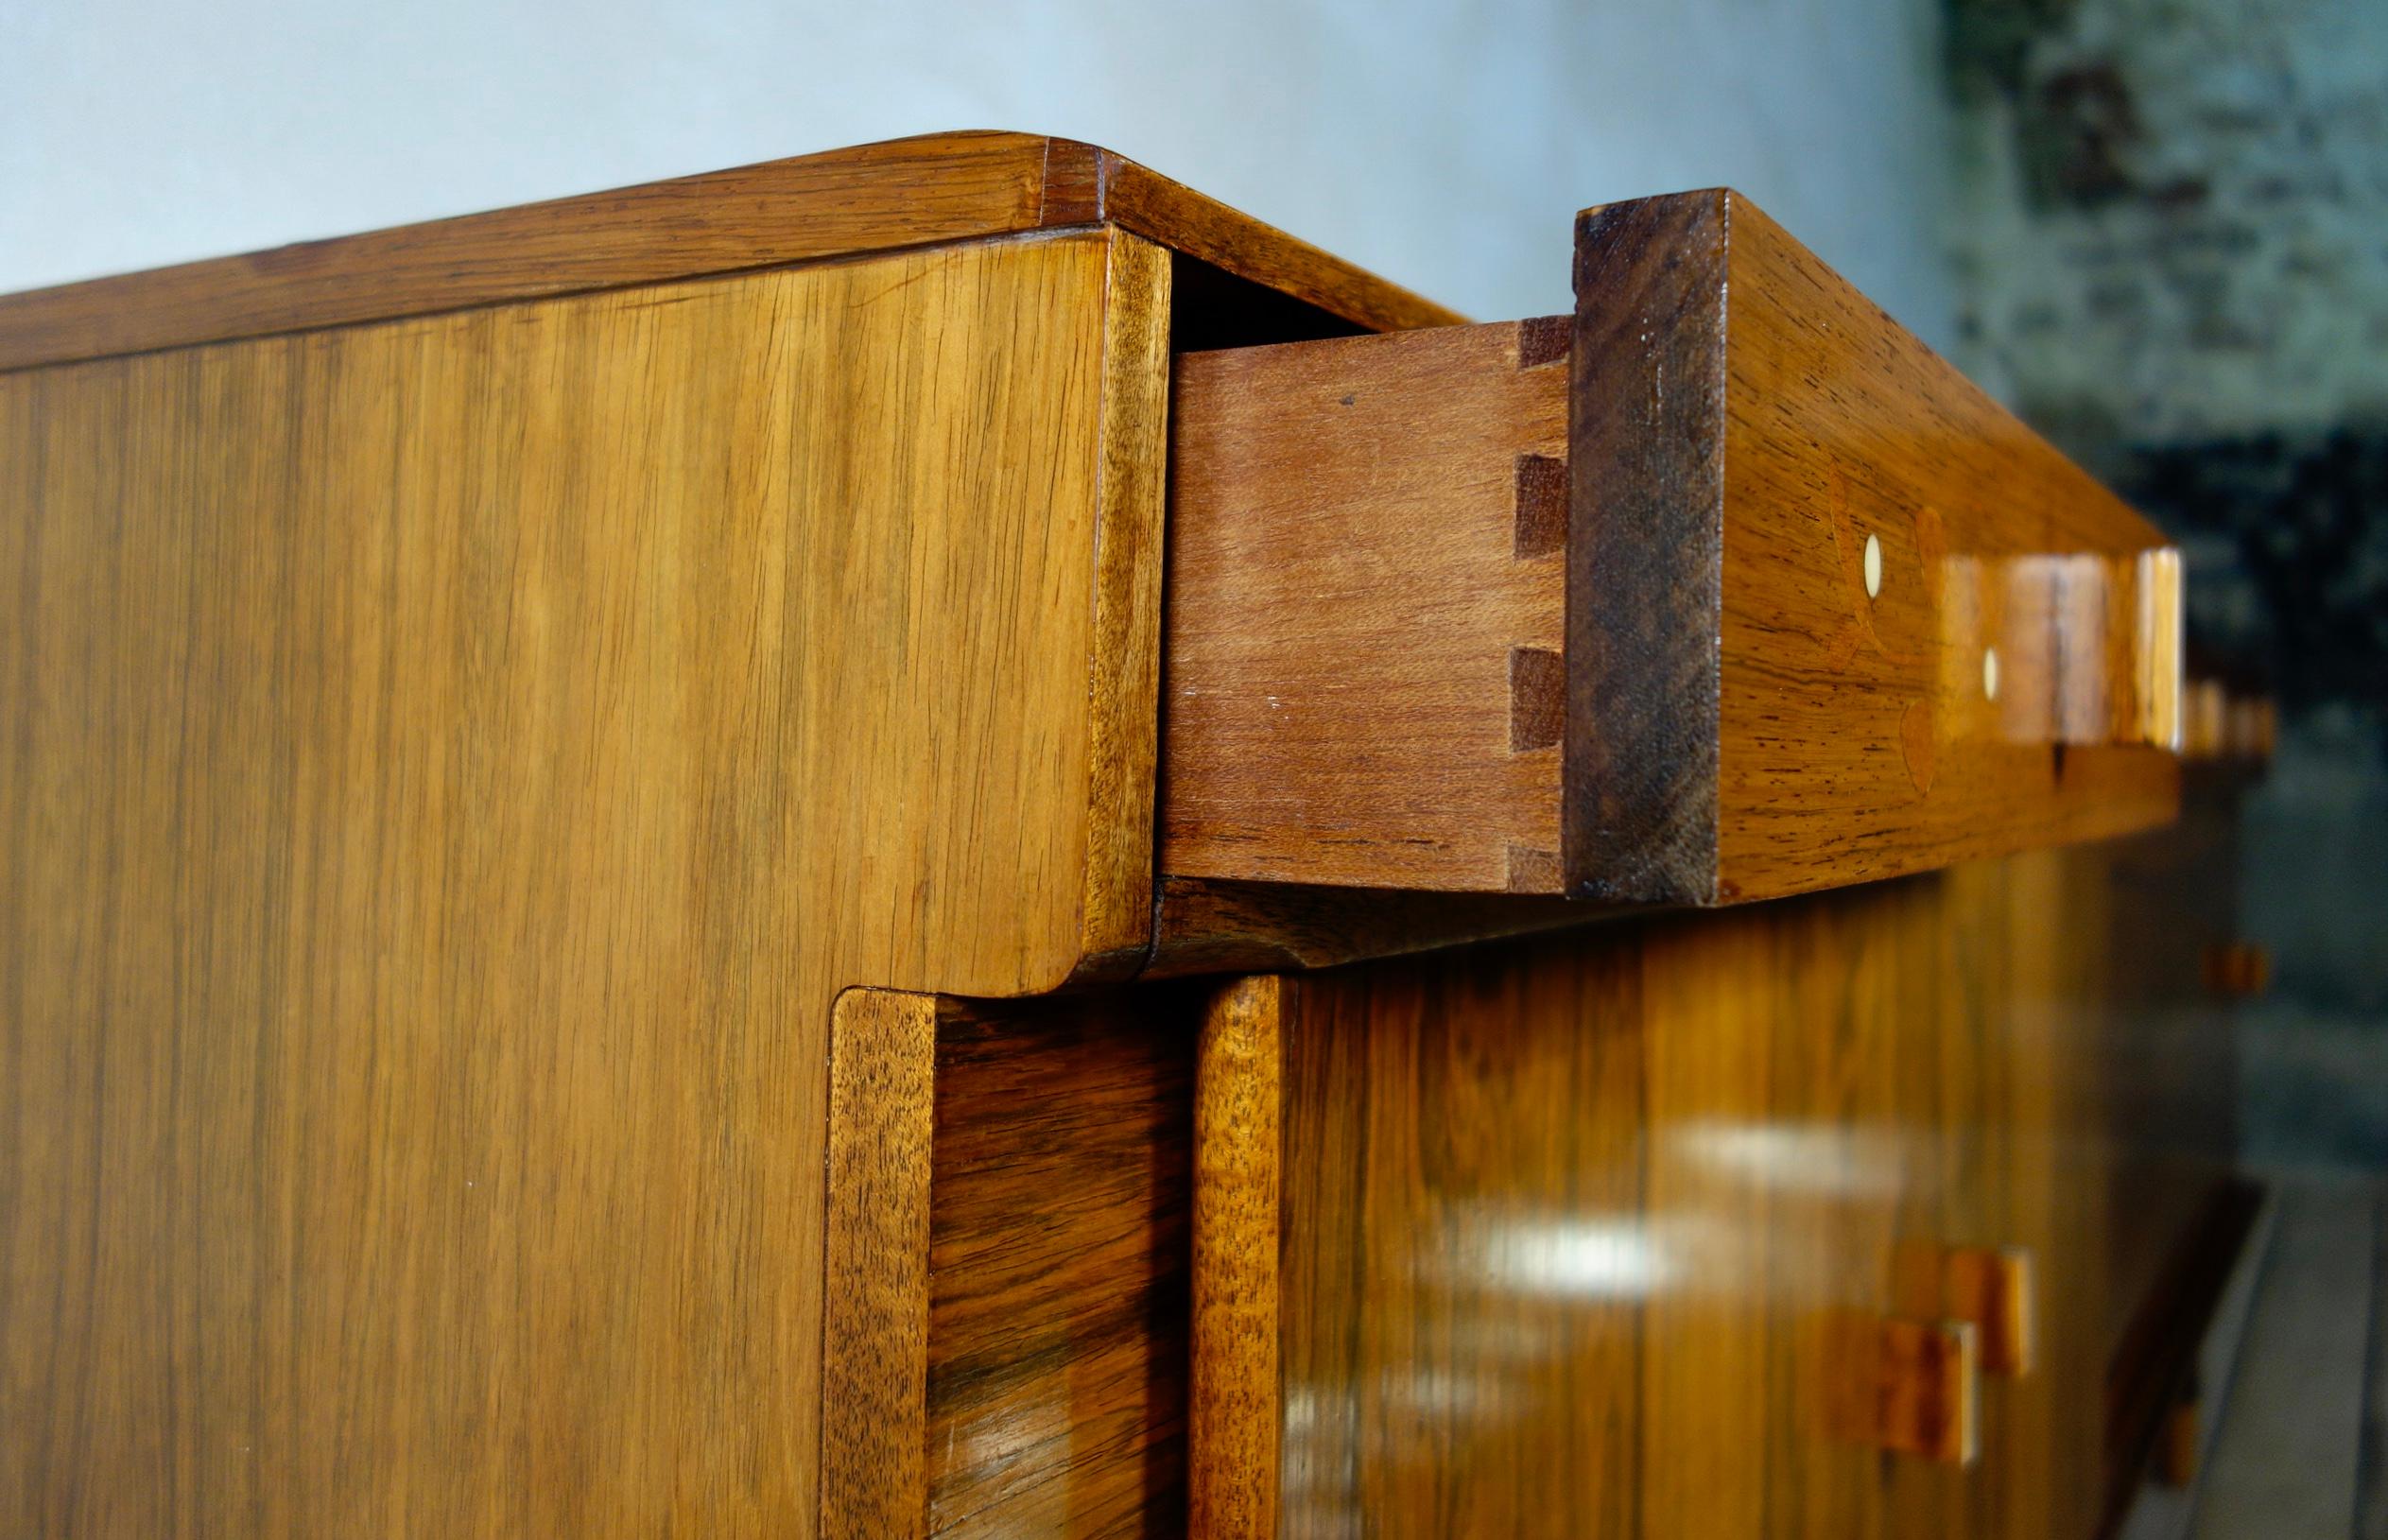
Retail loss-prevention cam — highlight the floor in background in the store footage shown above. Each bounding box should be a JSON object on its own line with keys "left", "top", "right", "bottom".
{"left": 2175, "top": 1172, "right": 2383, "bottom": 1539}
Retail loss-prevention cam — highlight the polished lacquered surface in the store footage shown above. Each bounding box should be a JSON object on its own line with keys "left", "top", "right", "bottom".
{"left": 1190, "top": 838, "right": 2241, "bottom": 1539}
{"left": 926, "top": 989, "right": 1203, "bottom": 1539}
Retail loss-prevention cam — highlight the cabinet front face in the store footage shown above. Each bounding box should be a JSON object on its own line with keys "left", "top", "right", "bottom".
{"left": 0, "top": 134, "right": 2247, "bottom": 1540}
{"left": 1187, "top": 843, "right": 2214, "bottom": 1540}
{"left": 0, "top": 228, "right": 1171, "bottom": 1539}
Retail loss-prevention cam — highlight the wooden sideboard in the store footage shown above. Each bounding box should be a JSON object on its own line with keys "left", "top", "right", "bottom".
{"left": 0, "top": 131, "right": 2262, "bottom": 1537}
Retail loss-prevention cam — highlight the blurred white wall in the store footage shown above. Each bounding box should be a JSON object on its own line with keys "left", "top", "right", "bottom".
{"left": 0, "top": 0, "right": 1962, "bottom": 346}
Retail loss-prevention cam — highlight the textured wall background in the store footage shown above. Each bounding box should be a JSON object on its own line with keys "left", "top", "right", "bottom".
{"left": 1948, "top": 0, "right": 2388, "bottom": 443}
{"left": 1947, "top": 0, "right": 2388, "bottom": 1168}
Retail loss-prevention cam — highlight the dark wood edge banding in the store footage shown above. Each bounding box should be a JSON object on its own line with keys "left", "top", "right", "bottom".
{"left": 1140, "top": 877, "right": 1601, "bottom": 979}
{"left": 822, "top": 986, "right": 941, "bottom": 1540}
{"left": 1565, "top": 190, "right": 1731, "bottom": 904}
{"left": 0, "top": 131, "right": 1460, "bottom": 374}
{"left": 1065, "top": 231, "right": 1174, "bottom": 985}
{"left": 1055, "top": 144, "right": 1463, "bottom": 335}
{"left": 1189, "top": 975, "right": 1289, "bottom": 1540}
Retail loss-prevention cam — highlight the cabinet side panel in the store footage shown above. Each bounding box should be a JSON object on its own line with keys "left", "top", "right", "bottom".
{"left": 0, "top": 233, "right": 1135, "bottom": 1536}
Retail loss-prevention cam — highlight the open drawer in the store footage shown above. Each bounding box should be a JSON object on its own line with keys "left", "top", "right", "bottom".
{"left": 1162, "top": 189, "right": 2183, "bottom": 905}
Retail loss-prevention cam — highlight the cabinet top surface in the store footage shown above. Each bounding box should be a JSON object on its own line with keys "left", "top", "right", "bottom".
{"left": 0, "top": 130, "right": 1462, "bottom": 373}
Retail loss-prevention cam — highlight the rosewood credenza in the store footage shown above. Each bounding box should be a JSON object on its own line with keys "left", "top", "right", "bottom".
{"left": 0, "top": 131, "right": 2268, "bottom": 1538}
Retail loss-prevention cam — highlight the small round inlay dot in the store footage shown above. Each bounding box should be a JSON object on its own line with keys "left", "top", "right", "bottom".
{"left": 1862, "top": 533, "right": 1882, "bottom": 598}
{"left": 1983, "top": 647, "right": 2001, "bottom": 701}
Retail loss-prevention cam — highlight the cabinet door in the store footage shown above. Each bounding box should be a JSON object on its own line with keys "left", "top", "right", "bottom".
{"left": 1929, "top": 850, "right": 2110, "bottom": 1540}
{"left": 1638, "top": 872, "right": 1983, "bottom": 1540}
{"left": 1190, "top": 858, "right": 2152, "bottom": 1539}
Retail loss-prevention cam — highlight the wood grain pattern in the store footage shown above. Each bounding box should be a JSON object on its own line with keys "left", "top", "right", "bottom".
{"left": 1163, "top": 194, "right": 2176, "bottom": 905}
{"left": 1269, "top": 935, "right": 1646, "bottom": 1540}
{"left": 1163, "top": 321, "right": 1567, "bottom": 891}
{"left": 0, "top": 131, "right": 1459, "bottom": 374}
{"left": 824, "top": 989, "right": 942, "bottom": 1540}
{"left": 0, "top": 228, "right": 1166, "bottom": 1537}
{"left": 1568, "top": 189, "right": 2183, "bottom": 903}
{"left": 1074, "top": 230, "right": 1175, "bottom": 978}
{"left": 1637, "top": 867, "right": 2006, "bottom": 1539}
{"left": 923, "top": 989, "right": 1203, "bottom": 1540}
{"left": 1185, "top": 836, "right": 2247, "bottom": 1538}
{"left": 1189, "top": 977, "right": 1286, "bottom": 1540}
{"left": 1566, "top": 190, "right": 1730, "bottom": 901}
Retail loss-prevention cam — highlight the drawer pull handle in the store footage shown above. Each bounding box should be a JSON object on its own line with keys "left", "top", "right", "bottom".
{"left": 1943, "top": 1245, "right": 2035, "bottom": 1377}
{"left": 1822, "top": 1310, "right": 1980, "bottom": 1465}
{"left": 2204, "top": 942, "right": 2272, "bottom": 998}
{"left": 1895, "top": 1241, "right": 2035, "bottom": 1377}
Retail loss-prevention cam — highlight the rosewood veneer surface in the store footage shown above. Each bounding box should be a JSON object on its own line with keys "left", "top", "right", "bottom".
{"left": 0, "top": 132, "right": 2245, "bottom": 1540}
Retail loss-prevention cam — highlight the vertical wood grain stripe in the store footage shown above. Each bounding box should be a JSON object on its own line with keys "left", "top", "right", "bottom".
{"left": 1191, "top": 975, "right": 1289, "bottom": 1539}
{"left": 1074, "top": 231, "right": 1173, "bottom": 978}
{"left": 822, "top": 988, "right": 942, "bottom": 1540}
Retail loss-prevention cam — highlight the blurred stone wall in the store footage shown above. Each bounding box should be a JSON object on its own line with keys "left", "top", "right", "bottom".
{"left": 1946, "top": 0, "right": 2388, "bottom": 1167}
